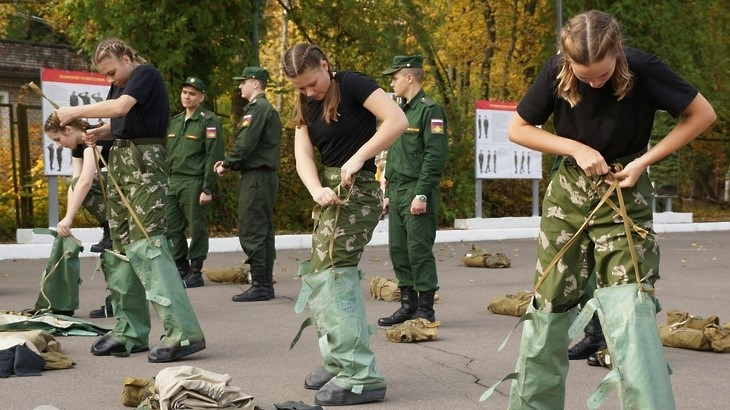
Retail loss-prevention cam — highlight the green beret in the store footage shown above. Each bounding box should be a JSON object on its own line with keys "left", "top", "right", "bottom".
{"left": 382, "top": 55, "right": 424, "bottom": 75}
{"left": 182, "top": 76, "right": 206, "bottom": 92}
{"left": 233, "top": 67, "right": 270, "bottom": 82}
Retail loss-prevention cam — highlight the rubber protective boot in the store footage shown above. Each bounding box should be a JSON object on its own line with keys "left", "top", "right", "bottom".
{"left": 480, "top": 300, "right": 577, "bottom": 409}
{"left": 297, "top": 265, "right": 386, "bottom": 403}
{"left": 570, "top": 283, "right": 675, "bottom": 409}
{"left": 184, "top": 258, "right": 204, "bottom": 288}
{"left": 232, "top": 269, "right": 272, "bottom": 302}
{"left": 92, "top": 250, "right": 150, "bottom": 356}
{"left": 568, "top": 313, "right": 606, "bottom": 360}
{"left": 90, "top": 221, "right": 112, "bottom": 253}
{"left": 377, "top": 287, "right": 417, "bottom": 326}
{"left": 33, "top": 228, "right": 82, "bottom": 315}
{"left": 412, "top": 291, "right": 436, "bottom": 322}
{"left": 124, "top": 235, "right": 206, "bottom": 363}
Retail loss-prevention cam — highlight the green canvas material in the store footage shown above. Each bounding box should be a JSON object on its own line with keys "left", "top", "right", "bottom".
{"left": 480, "top": 301, "right": 577, "bottom": 409}
{"left": 576, "top": 283, "right": 675, "bottom": 409}
{"left": 295, "top": 264, "right": 384, "bottom": 393}
{"left": 101, "top": 249, "right": 150, "bottom": 354}
{"left": 33, "top": 228, "right": 83, "bottom": 312}
{"left": 124, "top": 235, "right": 204, "bottom": 345}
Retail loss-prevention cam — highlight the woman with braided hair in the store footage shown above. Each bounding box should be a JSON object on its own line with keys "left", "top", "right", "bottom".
{"left": 282, "top": 43, "right": 408, "bottom": 406}
{"left": 56, "top": 38, "right": 205, "bottom": 363}
{"left": 484, "top": 10, "right": 716, "bottom": 409}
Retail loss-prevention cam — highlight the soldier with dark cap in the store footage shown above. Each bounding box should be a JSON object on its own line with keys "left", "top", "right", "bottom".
{"left": 378, "top": 55, "right": 448, "bottom": 326}
{"left": 214, "top": 67, "right": 281, "bottom": 302}
{"left": 166, "top": 77, "right": 225, "bottom": 288}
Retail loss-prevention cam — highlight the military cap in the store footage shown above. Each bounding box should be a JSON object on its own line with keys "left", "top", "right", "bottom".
{"left": 233, "top": 67, "right": 269, "bottom": 82}
{"left": 182, "top": 76, "right": 206, "bottom": 92}
{"left": 382, "top": 55, "right": 424, "bottom": 75}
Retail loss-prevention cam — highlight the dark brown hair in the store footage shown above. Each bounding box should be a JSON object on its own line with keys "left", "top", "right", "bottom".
{"left": 44, "top": 112, "right": 91, "bottom": 134}
{"left": 556, "top": 10, "right": 632, "bottom": 107}
{"left": 282, "top": 43, "right": 340, "bottom": 127}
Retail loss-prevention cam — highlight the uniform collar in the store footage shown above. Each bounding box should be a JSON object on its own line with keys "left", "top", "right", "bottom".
{"left": 185, "top": 105, "right": 204, "bottom": 121}
{"left": 404, "top": 88, "right": 426, "bottom": 108}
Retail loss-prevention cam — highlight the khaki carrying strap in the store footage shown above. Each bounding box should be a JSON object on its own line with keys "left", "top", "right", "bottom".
{"left": 534, "top": 166, "right": 644, "bottom": 294}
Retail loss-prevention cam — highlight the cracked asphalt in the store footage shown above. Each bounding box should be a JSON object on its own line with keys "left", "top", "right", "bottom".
{"left": 2, "top": 231, "right": 729, "bottom": 409}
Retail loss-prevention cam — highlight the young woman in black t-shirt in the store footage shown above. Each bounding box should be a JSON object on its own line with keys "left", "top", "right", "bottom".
{"left": 282, "top": 43, "right": 408, "bottom": 406}
{"left": 56, "top": 38, "right": 205, "bottom": 364}
{"left": 495, "top": 10, "right": 716, "bottom": 409}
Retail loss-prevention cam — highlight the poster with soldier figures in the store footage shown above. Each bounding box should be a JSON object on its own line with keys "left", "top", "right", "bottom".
{"left": 40, "top": 68, "right": 109, "bottom": 176}
{"left": 475, "top": 100, "right": 541, "bottom": 180}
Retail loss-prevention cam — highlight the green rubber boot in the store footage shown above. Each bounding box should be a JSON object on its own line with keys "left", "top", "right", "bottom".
{"left": 33, "top": 228, "right": 83, "bottom": 315}
{"left": 124, "top": 235, "right": 206, "bottom": 363}
{"left": 91, "top": 250, "right": 150, "bottom": 356}
{"left": 571, "top": 283, "right": 675, "bottom": 409}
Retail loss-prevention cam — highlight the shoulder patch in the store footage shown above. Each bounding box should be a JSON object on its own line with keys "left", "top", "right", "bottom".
{"left": 421, "top": 96, "right": 436, "bottom": 106}
{"left": 206, "top": 127, "right": 217, "bottom": 139}
{"left": 430, "top": 119, "right": 444, "bottom": 135}
{"left": 241, "top": 114, "right": 252, "bottom": 127}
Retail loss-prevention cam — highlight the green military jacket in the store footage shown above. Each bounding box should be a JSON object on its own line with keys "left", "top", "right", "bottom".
{"left": 385, "top": 88, "right": 447, "bottom": 196}
{"left": 167, "top": 106, "right": 225, "bottom": 194}
{"left": 222, "top": 93, "right": 282, "bottom": 171}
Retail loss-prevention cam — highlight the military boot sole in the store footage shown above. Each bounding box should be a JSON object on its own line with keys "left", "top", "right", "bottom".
{"left": 314, "top": 381, "right": 386, "bottom": 406}
{"left": 147, "top": 338, "right": 206, "bottom": 363}
{"left": 304, "top": 366, "right": 337, "bottom": 390}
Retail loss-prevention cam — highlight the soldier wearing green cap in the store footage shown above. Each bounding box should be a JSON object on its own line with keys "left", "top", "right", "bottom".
{"left": 214, "top": 67, "right": 282, "bottom": 302}
{"left": 166, "top": 77, "right": 225, "bottom": 288}
{"left": 378, "top": 54, "right": 448, "bottom": 327}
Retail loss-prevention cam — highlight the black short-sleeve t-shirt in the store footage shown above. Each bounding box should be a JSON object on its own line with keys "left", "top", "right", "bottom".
{"left": 108, "top": 64, "right": 170, "bottom": 140}
{"left": 71, "top": 139, "right": 112, "bottom": 167}
{"left": 517, "top": 47, "right": 698, "bottom": 162}
{"left": 306, "top": 71, "right": 379, "bottom": 173}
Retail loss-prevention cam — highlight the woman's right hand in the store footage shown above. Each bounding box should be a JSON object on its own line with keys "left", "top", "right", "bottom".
{"left": 572, "top": 144, "right": 609, "bottom": 177}
{"left": 56, "top": 217, "right": 73, "bottom": 237}
{"left": 311, "top": 187, "right": 342, "bottom": 206}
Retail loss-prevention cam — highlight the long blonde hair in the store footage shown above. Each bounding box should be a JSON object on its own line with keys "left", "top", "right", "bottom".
{"left": 556, "top": 10, "right": 632, "bottom": 107}
{"left": 282, "top": 43, "right": 340, "bottom": 127}
{"left": 93, "top": 38, "right": 147, "bottom": 70}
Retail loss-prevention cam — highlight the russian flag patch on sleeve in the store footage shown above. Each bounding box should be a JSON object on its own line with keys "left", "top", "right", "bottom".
{"left": 430, "top": 119, "right": 444, "bottom": 135}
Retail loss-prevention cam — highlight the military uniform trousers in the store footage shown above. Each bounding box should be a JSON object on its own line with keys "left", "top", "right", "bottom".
{"left": 387, "top": 181, "right": 439, "bottom": 292}
{"left": 533, "top": 157, "right": 659, "bottom": 313}
{"left": 71, "top": 172, "right": 107, "bottom": 224}
{"left": 167, "top": 174, "right": 210, "bottom": 262}
{"left": 238, "top": 168, "right": 278, "bottom": 273}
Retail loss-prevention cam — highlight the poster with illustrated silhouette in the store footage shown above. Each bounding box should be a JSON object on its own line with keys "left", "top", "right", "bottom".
{"left": 474, "top": 100, "right": 542, "bottom": 180}
{"left": 40, "top": 68, "right": 110, "bottom": 176}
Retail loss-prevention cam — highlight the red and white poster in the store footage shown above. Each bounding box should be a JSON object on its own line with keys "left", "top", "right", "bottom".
{"left": 475, "top": 100, "right": 541, "bottom": 179}
{"left": 41, "top": 68, "right": 109, "bottom": 176}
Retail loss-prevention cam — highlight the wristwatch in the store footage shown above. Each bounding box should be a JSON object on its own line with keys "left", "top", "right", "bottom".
{"left": 416, "top": 194, "right": 427, "bottom": 203}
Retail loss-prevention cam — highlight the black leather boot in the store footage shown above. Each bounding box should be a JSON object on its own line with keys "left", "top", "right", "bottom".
{"left": 175, "top": 259, "right": 190, "bottom": 280}
{"left": 378, "top": 287, "right": 417, "bottom": 326}
{"left": 89, "top": 294, "right": 114, "bottom": 318}
{"left": 90, "top": 221, "right": 112, "bottom": 253}
{"left": 232, "top": 269, "right": 272, "bottom": 302}
{"left": 568, "top": 313, "right": 607, "bottom": 360}
{"left": 413, "top": 290, "right": 436, "bottom": 322}
{"left": 184, "top": 258, "right": 204, "bottom": 288}
{"left": 265, "top": 266, "right": 275, "bottom": 299}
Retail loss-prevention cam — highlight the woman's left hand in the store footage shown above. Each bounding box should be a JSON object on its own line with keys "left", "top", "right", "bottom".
{"left": 340, "top": 157, "right": 364, "bottom": 187}
{"left": 56, "top": 217, "right": 73, "bottom": 237}
{"left": 610, "top": 160, "right": 646, "bottom": 188}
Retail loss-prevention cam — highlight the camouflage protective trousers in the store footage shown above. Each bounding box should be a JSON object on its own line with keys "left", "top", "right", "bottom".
{"left": 71, "top": 171, "right": 107, "bottom": 224}
{"left": 533, "top": 157, "right": 659, "bottom": 313}
{"left": 106, "top": 141, "right": 169, "bottom": 252}
{"left": 307, "top": 167, "right": 382, "bottom": 273}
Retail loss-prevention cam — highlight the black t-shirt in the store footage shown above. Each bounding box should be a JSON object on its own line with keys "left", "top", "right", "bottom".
{"left": 517, "top": 47, "right": 698, "bottom": 162}
{"left": 108, "top": 64, "right": 170, "bottom": 140}
{"left": 306, "top": 71, "right": 379, "bottom": 173}
{"left": 71, "top": 139, "right": 112, "bottom": 167}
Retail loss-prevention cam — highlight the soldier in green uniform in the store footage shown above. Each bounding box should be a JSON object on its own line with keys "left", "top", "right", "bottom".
{"left": 166, "top": 77, "right": 224, "bottom": 288}
{"left": 378, "top": 55, "right": 448, "bottom": 327}
{"left": 214, "top": 67, "right": 281, "bottom": 302}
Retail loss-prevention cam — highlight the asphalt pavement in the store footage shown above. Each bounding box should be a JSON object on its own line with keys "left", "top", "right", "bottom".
{"left": 1, "top": 231, "right": 729, "bottom": 409}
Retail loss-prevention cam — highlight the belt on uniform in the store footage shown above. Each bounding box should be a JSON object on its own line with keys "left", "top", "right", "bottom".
{"left": 563, "top": 150, "right": 646, "bottom": 170}
{"left": 112, "top": 138, "right": 164, "bottom": 173}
